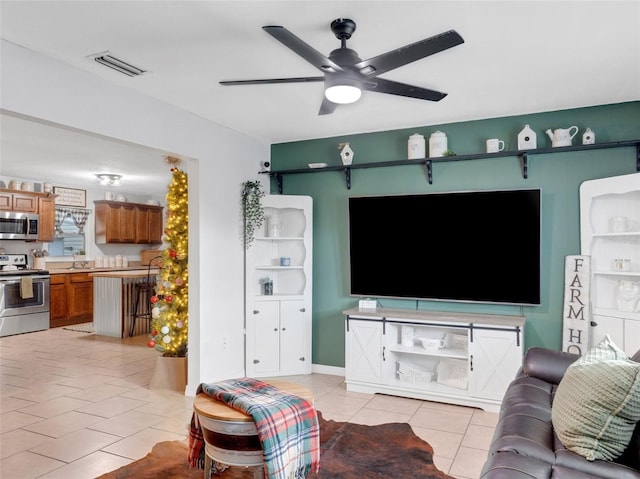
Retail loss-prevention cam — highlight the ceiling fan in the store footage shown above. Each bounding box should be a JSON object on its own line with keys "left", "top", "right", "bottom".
{"left": 220, "top": 18, "right": 464, "bottom": 115}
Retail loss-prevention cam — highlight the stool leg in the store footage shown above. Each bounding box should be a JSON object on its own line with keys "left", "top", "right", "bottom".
{"left": 129, "top": 287, "right": 142, "bottom": 337}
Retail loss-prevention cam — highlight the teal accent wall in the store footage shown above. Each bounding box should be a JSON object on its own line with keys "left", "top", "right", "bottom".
{"left": 270, "top": 101, "right": 640, "bottom": 368}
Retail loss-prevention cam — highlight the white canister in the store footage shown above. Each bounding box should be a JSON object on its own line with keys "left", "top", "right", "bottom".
{"left": 108, "top": 256, "right": 116, "bottom": 268}
{"left": 104, "top": 191, "right": 114, "bottom": 200}
{"left": 115, "top": 255, "right": 123, "bottom": 267}
{"left": 43, "top": 182, "right": 52, "bottom": 193}
{"left": 408, "top": 133, "right": 426, "bottom": 159}
{"left": 429, "top": 131, "right": 448, "bottom": 158}
{"left": 95, "top": 256, "right": 104, "bottom": 268}
{"left": 8, "top": 180, "right": 21, "bottom": 190}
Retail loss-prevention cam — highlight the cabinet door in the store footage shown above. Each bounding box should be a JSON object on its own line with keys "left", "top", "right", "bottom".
{"left": 0, "top": 192, "right": 12, "bottom": 210}
{"left": 250, "top": 301, "right": 281, "bottom": 374}
{"left": 67, "top": 275, "right": 93, "bottom": 321}
{"left": 279, "top": 300, "right": 309, "bottom": 373}
{"left": 135, "top": 207, "right": 151, "bottom": 243}
{"left": 148, "top": 207, "right": 163, "bottom": 243}
{"left": 469, "top": 328, "right": 522, "bottom": 400}
{"left": 38, "top": 197, "right": 56, "bottom": 242}
{"left": 49, "top": 276, "right": 68, "bottom": 325}
{"left": 345, "top": 319, "right": 385, "bottom": 384}
{"left": 119, "top": 204, "right": 136, "bottom": 243}
{"left": 12, "top": 193, "right": 38, "bottom": 212}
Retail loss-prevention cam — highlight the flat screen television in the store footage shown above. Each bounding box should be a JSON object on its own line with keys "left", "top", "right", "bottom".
{"left": 348, "top": 188, "right": 541, "bottom": 306}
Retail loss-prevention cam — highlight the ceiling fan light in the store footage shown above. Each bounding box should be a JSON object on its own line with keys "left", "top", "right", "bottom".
{"left": 95, "top": 173, "right": 123, "bottom": 186}
{"left": 325, "top": 84, "right": 361, "bottom": 104}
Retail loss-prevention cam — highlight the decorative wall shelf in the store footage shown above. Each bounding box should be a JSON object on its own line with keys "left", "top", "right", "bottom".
{"left": 263, "top": 139, "right": 640, "bottom": 193}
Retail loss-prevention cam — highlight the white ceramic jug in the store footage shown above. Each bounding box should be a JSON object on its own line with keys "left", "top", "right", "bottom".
{"left": 545, "top": 126, "right": 578, "bottom": 147}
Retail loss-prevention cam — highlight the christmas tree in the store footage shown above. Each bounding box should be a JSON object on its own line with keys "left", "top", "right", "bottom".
{"left": 147, "top": 162, "right": 189, "bottom": 357}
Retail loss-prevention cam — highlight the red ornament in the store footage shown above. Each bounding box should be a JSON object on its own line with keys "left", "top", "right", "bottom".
{"left": 150, "top": 295, "right": 159, "bottom": 304}
{"left": 169, "top": 249, "right": 177, "bottom": 258}
{"left": 152, "top": 330, "right": 158, "bottom": 336}
{"left": 165, "top": 295, "right": 173, "bottom": 302}
{"left": 147, "top": 340, "right": 156, "bottom": 348}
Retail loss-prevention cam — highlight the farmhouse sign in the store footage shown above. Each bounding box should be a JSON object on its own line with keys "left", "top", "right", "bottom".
{"left": 53, "top": 187, "right": 86, "bottom": 207}
{"left": 562, "top": 255, "right": 591, "bottom": 355}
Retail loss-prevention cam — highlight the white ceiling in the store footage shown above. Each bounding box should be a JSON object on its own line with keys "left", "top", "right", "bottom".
{"left": 1, "top": 1, "right": 639, "bottom": 195}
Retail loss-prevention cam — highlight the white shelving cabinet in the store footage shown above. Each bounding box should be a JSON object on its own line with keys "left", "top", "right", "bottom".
{"left": 343, "top": 308, "right": 525, "bottom": 412}
{"left": 245, "top": 195, "right": 312, "bottom": 377}
{"left": 580, "top": 173, "right": 640, "bottom": 356}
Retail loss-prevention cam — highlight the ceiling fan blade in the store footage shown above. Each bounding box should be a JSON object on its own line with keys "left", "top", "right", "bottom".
{"left": 220, "top": 76, "right": 324, "bottom": 86}
{"left": 354, "top": 30, "right": 464, "bottom": 77}
{"left": 363, "top": 78, "right": 447, "bottom": 101}
{"left": 318, "top": 97, "right": 338, "bottom": 115}
{"left": 263, "top": 25, "right": 343, "bottom": 73}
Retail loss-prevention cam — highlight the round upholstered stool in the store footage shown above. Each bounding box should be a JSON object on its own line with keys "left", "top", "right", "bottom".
{"left": 193, "top": 380, "right": 314, "bottom": 479}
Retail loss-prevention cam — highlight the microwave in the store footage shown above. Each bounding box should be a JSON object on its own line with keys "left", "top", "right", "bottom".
{"left": 0, "top": 212, "right": 39, "bottom": 240}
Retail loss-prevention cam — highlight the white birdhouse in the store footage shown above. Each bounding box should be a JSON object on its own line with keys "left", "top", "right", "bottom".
{"left": 339, "top": 142, "right": 354, "bottom": 166}
{"left": 518, "top": 125, "right": 537, "bottom": 150}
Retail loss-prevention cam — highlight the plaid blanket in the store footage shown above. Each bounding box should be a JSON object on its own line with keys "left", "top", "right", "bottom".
{"left": 188, "top": 378, "right": 320, "bottom": 479}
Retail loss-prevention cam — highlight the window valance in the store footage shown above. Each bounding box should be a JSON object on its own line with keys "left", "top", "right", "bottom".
{"left": 54, "top": 207, "right": 91, "bottom": 234}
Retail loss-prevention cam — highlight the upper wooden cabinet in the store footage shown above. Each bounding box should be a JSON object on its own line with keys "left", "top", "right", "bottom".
{"left": 135, "top": 205, "right": 164, "bottom": 244}
{"left": 0, "top": 190, "right": 40, "bottom": 212}
{"left": 38, "top": 196, "right": 56, "bottom": 242}
{"left": 95, "top": 200, "right": 163, "bottom": 244}
{"left": 0, "top": 189, "right": 56, "bottom": 241}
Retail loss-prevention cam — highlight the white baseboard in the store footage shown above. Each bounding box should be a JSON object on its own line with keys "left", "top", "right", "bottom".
{"left": 312, "top": 363, "right": 345, "bottom": 376}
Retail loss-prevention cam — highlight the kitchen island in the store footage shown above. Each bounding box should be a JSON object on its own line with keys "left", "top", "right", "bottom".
{"left": 90, "top": 269, "right": 159, "bottom": 337}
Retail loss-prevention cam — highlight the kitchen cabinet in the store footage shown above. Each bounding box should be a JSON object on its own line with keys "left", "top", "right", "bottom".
{"left": 245, "top": 195, "right": 312, "bottom": 377}
{"left": 95, "top": 200, "right": 163, "bottom": 244}
{"left": 0, "top": 189, "right": 56, "bottom": 241}
{"left": 49, "top": 272, "right": 93, "bottom": 328}
{"left": 49, "top": 274, "right": 67, "bottom": 323}
{"left": 135, "top": 205, "right": 163, "bottom": 244}
{"left": 0, "top": 190, "right": 39, "bottom": 212}
{"left": 343, "top": 308, "right": 525, "bottom": 412}
{"left": 38, "top": 196, "right": 55, "bottom": 242}
{"left": 580, "top": 172, "right": 640, "bottom": 356}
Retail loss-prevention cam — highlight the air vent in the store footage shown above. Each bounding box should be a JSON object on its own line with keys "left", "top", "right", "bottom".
{"left": 90, "top": 51, "right": 146, "bottom": 77}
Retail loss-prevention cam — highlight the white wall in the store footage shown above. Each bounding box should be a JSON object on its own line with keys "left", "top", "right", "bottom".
{"left": 1, "top": 40, "right": 268, "bottom": 394}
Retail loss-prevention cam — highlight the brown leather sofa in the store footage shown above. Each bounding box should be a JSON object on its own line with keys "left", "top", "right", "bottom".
{"left": 481, "top": 347, "right": 640, "bottom": 479}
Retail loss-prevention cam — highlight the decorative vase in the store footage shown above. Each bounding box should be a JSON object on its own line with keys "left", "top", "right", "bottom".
{"left": 149, "top": 356, "right": 188, "bottom": 392}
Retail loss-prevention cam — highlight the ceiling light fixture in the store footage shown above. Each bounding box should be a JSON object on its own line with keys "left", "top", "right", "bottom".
{"left": 95, "top": 174, "right": 122, "bottom": 186}
{"left": 324, "top": 76, "right": 362, "bottom": 104}
{"left": 91, "top": 52, "right": 146, "bottom": 77}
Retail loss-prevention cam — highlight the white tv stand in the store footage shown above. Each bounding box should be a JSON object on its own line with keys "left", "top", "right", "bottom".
{"left": 343, "top": 308, "right": 525, "bottom": 412}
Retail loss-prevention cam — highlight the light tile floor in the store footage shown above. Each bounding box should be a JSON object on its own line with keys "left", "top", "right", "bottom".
{"left": 0, "top": 327, "right": 497, "bottom": 478}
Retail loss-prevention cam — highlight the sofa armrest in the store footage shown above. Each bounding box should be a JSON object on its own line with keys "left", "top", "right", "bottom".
{"left": 522, "top": 347, "right": 580, "bottom": 385}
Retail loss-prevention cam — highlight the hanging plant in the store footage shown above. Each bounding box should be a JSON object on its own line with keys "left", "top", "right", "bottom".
{"left": 241, "top": 180, "right": 265, "bottom": 249}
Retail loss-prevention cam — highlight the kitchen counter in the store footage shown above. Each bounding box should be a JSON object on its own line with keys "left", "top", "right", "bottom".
{"left": 89, "top": 269, "right": 159, "bottom": 278}
{"left": 48, "top": 266, "right": 151, "bottom": 274}
{"left": 92, "top": 270, "right": 159, "bottom": 337}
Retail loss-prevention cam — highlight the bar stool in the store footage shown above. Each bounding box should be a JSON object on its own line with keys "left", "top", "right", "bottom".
{"left": 129, "top": 256, "right": 161, "bottom": 337}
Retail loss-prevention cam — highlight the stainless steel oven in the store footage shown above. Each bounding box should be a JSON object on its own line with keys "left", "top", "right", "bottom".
{"left": 0, "top": 254, "right": 50, "bottom": 337}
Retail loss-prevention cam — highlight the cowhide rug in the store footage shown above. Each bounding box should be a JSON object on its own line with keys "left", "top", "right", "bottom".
{"left": 98, "top": 412, "right": 454, "bottom": 479}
